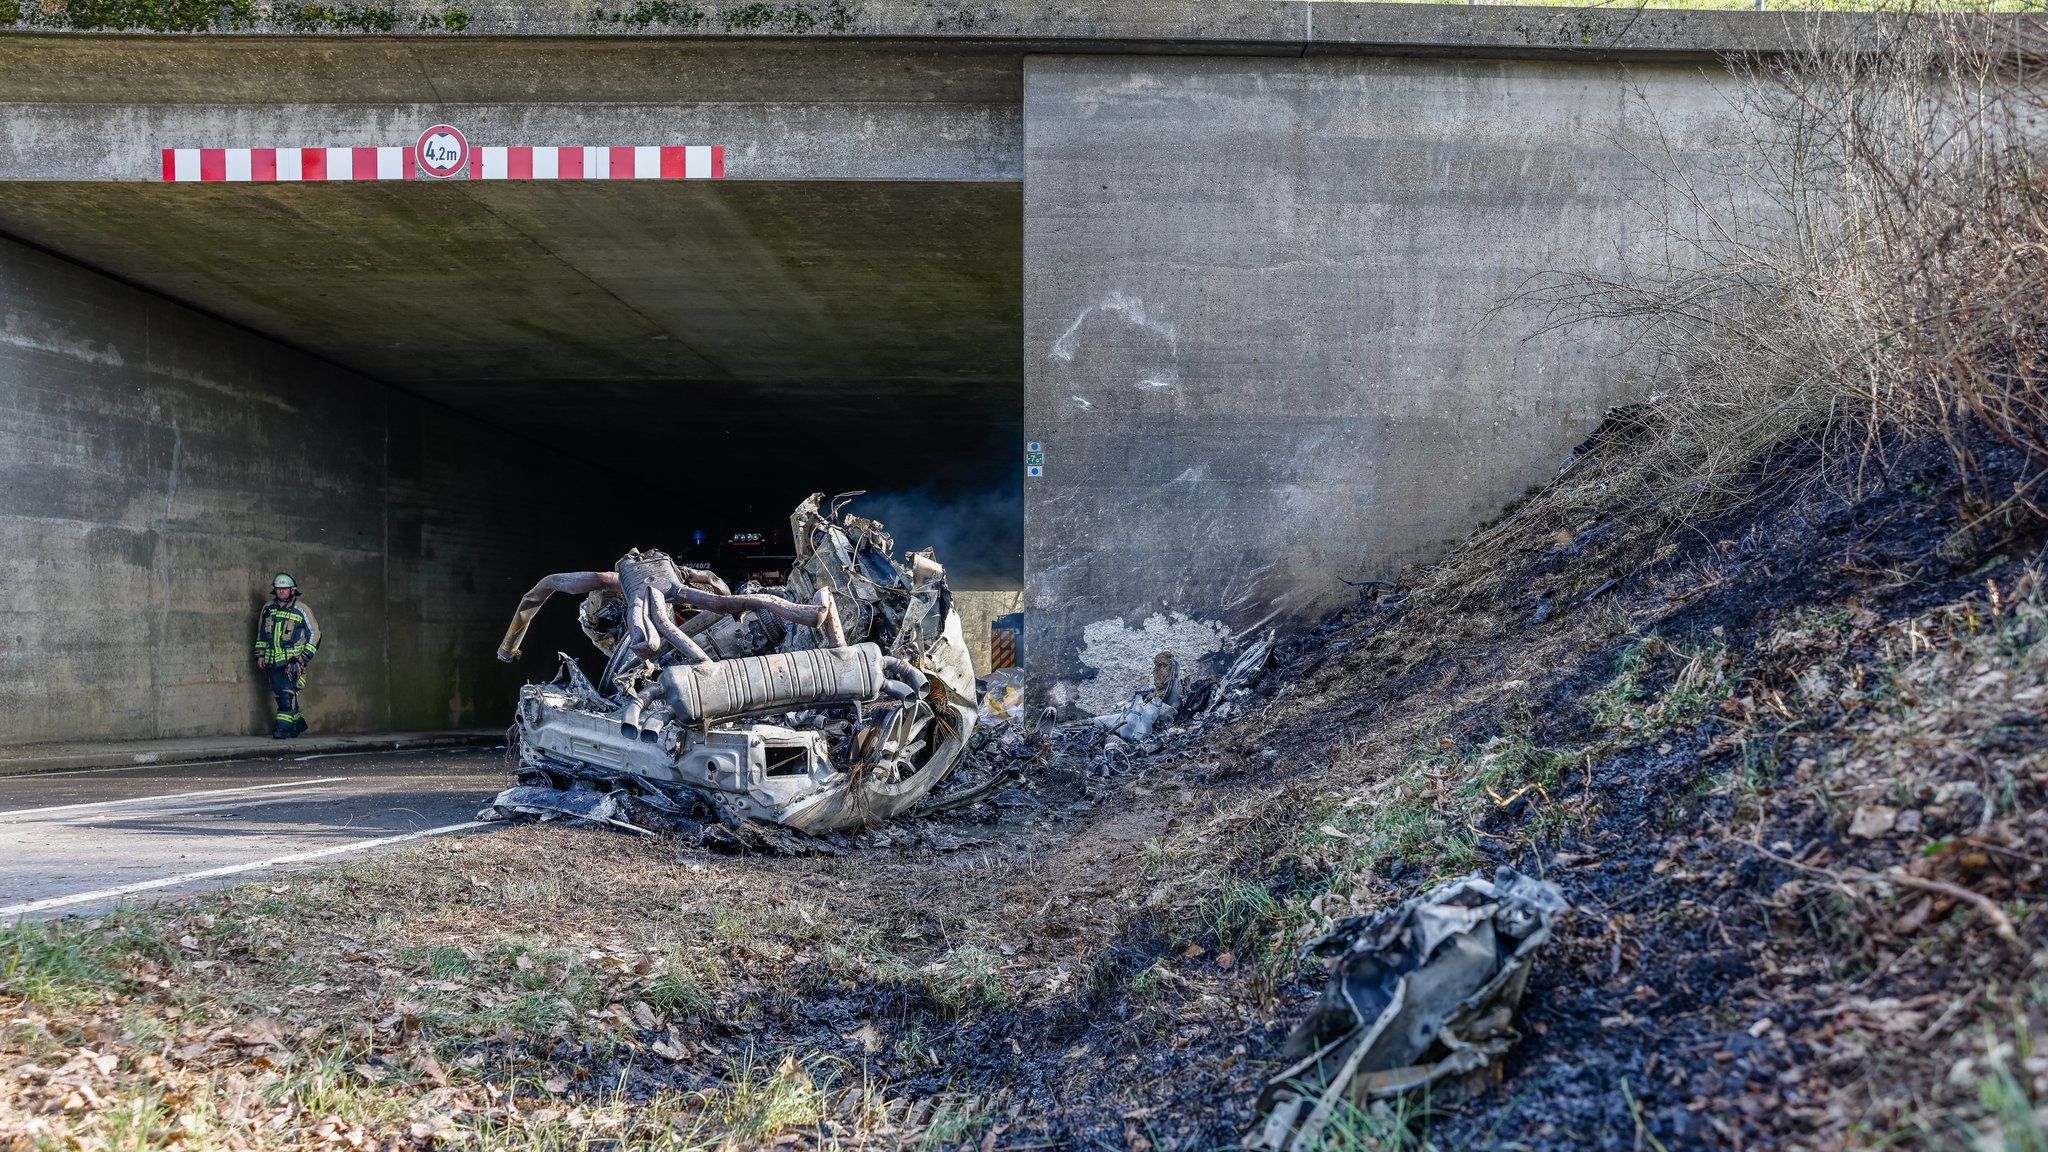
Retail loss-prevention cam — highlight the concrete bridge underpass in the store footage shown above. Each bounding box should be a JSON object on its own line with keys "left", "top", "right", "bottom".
{"left": 0, "top": 2, "right": 1809, "bottom": 744}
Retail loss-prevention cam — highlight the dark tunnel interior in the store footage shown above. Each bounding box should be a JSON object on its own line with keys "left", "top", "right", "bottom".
{"left": 0, "top": 177, "right": 1026, "bottom": 588}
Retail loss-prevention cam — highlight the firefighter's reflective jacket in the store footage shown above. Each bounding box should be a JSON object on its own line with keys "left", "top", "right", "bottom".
{"left": 255, "top": 599, "right": 321, "bottom": 666}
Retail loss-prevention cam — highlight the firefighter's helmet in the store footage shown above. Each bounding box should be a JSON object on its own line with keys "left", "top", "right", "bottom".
{"left": 272, "top": 573, "right": 298, "bottom": 590}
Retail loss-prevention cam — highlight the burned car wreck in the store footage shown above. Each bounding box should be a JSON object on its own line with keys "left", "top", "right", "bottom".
{"left": 485, "top": 494, "right": 978, "bottom": 837}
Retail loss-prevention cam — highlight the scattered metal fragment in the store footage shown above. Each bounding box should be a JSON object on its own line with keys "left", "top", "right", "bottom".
{"left": 1249, "top": 867, "right": 1570, "bottom": 1150}
{"left": 1214, "top": 629, "right": 1276, "bottom": 704}
{"left": 485, "top": 493, "right": 977, "bottom": 837}
{"left": 1089, "top": 651, "right": 1185, "bottom": 741}
{"left": 478, "top": 782, "right": 654, "bottom": 836}
{"left": 914, "top": 765, "right": 1024, "bottom": 816}
{"left": 1080, "top": 630, "right": 1276, "bottom": 739}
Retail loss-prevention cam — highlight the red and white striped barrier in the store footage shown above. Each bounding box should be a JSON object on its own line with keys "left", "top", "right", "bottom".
{"left": 159, "top": 145, "right": 725, "bottom": 182}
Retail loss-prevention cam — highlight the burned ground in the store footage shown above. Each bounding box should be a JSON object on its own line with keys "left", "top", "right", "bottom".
{"left": 2, "top": 421, "right": 2044, "bottom": 1150}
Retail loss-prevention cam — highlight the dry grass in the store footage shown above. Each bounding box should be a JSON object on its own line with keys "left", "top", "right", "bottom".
{"left": 0, "top": 784, "right": 1226, "bottom": 1149}
{"left": 0, "top": 830, "right": 1002, "bottom": 1149}
{"left": 1525, "top": 5, "right": 2048, "bottom": 519}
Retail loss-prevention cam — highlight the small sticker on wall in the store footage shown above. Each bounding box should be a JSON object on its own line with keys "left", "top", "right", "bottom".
{"left": 1025, "top": 441, "right": 1044, "bottom": 477}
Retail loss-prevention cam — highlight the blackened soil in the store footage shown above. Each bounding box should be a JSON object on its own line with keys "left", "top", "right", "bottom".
{"left": 490, "top": 429, "right": 2044, "bottom": 1150}
{"left": 1251, "top": 432, "right": 2043, "bottom": 1150}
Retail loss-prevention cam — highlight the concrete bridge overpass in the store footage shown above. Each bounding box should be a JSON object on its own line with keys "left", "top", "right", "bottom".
{"left": 0, "top": 2, "right": 1810, "bottom": 740}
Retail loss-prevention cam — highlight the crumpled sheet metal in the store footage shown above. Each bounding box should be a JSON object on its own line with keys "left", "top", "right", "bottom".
{"left": 479, "top": 783, "right": 651, "bottom": 836}
{"left": 488, "top": 494, "right": 977, "bottom": 838}
{"left": 1249, "top": 867, "right": 1569, "bottom": 1149}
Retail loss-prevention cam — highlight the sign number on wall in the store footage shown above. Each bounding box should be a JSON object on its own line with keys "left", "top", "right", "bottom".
{"left": 415, "top": 124, "right": 469, "bottom": 179}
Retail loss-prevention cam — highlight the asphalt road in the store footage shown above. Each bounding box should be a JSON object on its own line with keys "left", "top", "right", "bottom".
{"left": 0, "top": 748, "right": 509, "bottom": 920}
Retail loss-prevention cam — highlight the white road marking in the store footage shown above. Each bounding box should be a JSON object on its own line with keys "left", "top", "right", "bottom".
{"left": 0, "top": 758, "right": 243, "bottom": 780}
{"left": 0, "top": 777, "right": 350, "bottom": 821}
{"left": 0, "top": 821, "right": 490, "bottom": 917}
{"left": 293, "top": 749, "right": 451, "bottom": 762}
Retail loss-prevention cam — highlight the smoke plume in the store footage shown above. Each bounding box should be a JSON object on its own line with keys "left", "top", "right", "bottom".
{"left": 849, "top": 484, "right": 1022, "bottom": 589}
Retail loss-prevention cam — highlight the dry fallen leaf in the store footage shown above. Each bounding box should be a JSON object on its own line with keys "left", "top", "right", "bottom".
{"left": 230, "top": 1018, "right": 287, "bottom": 1050}
{"left": 1849, "top": 806, "right": 1898, "bottom": 838}
{"left": 415, "top": 1051, "right": 449, "bottom": 1087}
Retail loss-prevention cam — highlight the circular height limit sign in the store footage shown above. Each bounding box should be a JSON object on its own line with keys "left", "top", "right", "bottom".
{"left": 415, "top": 124, "right": 469, "bottom": 179}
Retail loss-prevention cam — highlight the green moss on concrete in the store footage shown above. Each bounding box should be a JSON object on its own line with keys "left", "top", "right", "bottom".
{"left": 22, "top": 0, "right": 257, "bottom": 31}
{"left": 592, "top": 0, "right": 703, "bottom": 27}
{"left": 3, "top": 0, "right": 468, "bottom": 30}
{"left": 720, "top": 0, "right": 851, "bottom": 31}
{"left": 587, "top": 0, "right": 852, "bottom": 31}
{"left": 281, "top": 2, "right": 399, "bottom": 30}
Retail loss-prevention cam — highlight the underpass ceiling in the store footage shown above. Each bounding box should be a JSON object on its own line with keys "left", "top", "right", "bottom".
{"left": 0, "top": 179, "right": 1023, "bottom": 507}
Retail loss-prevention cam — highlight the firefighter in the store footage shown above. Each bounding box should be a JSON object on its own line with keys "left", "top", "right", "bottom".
{"left": 254, "top": 573, "right": 321, "bottom": 739}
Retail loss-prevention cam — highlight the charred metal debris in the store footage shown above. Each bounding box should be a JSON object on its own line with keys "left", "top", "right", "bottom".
{"left": 483, "top": 494, "right": 978, "bottom": 839}
{"left": 1040, "top": 632, "right": 1276, "bottom": 779}
{"left": 1250, "top": 867, "right": 1569, "bottom": 1149}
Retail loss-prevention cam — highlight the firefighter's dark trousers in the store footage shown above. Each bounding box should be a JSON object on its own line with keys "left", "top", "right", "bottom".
{"left": 268, "top": 664, "right": 306, "bottom": 735}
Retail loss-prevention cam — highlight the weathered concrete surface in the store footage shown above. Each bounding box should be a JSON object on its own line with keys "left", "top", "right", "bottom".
{"left": 0, "top": 99, "right": 1017, "bottom": 182}
{"left": 0, "top": 235, "right": 609, "bottom": 745}
{"left": 0, "top": 0, "right": 1901, "bottom": 58}
{"left": 0, "top": 182, "right": 1019, "bottom": 388}
{"left": 0, "top": 40, "right": 1021, "bottom": 183}
{"left": 1022, "top": 54, "right": 1737, "bottom": 703}
{"left": 0, "top": 40, "right": 1022, "bottom": 104}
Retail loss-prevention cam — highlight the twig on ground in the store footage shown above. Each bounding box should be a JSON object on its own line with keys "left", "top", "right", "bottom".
{"left": 1753, "top": 843, "right": 2020, "bottom": 944}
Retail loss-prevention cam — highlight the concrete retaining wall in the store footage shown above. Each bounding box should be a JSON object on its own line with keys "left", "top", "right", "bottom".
{"left": 0, "top": 235, "right": 596, "bottom": 743}
{"left": 1022, "top": 54, "right": 1735, "bottom": 711}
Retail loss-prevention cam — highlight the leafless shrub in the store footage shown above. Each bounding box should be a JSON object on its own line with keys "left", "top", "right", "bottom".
{"left": 1529, "top": 6, "right": 2048, "bottom": 517}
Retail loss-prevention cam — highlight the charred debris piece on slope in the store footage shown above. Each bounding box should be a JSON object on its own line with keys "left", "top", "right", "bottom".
{"left": 1250, "top": 867, "right": 1569, "bottom": 1150}
{"left": 1025, "top": 633, "right": 1280, "bottom": 785}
